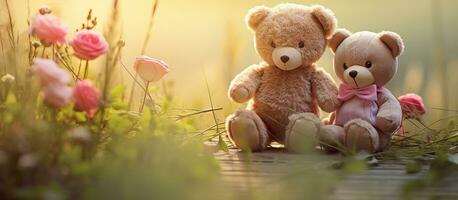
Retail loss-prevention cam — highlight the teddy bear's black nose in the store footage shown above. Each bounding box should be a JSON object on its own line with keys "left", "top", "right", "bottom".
{"left": 280, "top": 55, "right": 290, "bottom": 63}
{"left": 349, "top": 70, "right": 358, "bottom": 78}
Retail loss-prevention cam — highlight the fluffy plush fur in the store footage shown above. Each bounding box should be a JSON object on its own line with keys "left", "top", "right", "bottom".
{"left": 320, "top": 29, "right": 404, "bottom": 153}
{"left": 226, "top": 3, "right": 339, "bottom": 152}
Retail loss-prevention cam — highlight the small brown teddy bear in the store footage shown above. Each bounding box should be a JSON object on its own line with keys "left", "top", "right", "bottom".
{"left": 226, "top": 3, "right": 339, "bottom": 152}
{"left": 319, "top": 29, "right": 404, "bottom": 153}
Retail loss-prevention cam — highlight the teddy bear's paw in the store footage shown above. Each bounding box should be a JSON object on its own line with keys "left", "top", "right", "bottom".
{"left": 229, "top": 86, "right": 251, "bottom": 103}
{"left": 285, "top": 113, "right": 321, "bottom": 153}
{"left": 226, "top": 110, "right": 268, "bottom": 152}
{"left": 344, "top": 119, "right": 380, "bottom": 153}
{"left": 375, "top": 117, "right": 400, "bottom": 134}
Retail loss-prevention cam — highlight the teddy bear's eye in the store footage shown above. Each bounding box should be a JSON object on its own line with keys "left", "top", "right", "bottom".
{"left": 343, "top": 63, "right": 348, "bottom": 70}
{"left": 298, "top": 41, "right": 305, "bottom": 48}
{"left": 270, "top": 41, "right": 276, "bottom": 48}
{"left": 365, "top": 61, "right": 372, "bottom": 68}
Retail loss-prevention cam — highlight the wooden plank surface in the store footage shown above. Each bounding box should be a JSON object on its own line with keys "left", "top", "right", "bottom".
{"left": 208, "top": 144, "right": 458, "bottom": 200}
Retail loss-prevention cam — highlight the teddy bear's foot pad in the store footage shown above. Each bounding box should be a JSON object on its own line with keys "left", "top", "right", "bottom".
{"left": 285, "top": 113, "right": 320, "bottom": 153}
{"left": 227, "top": 115, "right": 267, "bottom": 152}
{"left": 344, "top": 119, "right": 379, "bottom": 153}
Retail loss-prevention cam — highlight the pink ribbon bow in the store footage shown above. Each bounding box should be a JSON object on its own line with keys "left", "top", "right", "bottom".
{"left": 337, "top": 84, "right": 379, "bottom": 101}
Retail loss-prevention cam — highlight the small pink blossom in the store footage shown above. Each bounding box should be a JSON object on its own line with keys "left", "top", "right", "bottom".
{"left": 32, "top": 58, "right": 70, "bottom": 86}
{"left": 73, "top": 80, "right": 101, "bottom": 118}
{"left": 30, "top": 14, "right": 68, "bottom": 46}
{"left": 398, "top": 93, "right": 426, "bottom": 120}
{"left": 42, "top": 84, "right": 73, "bottom": 108}
{"left": 134, "top": 56, "right": 169, "bottom": 82}
{"left": 70, "top": 30, "right": 109, "bottom": 60}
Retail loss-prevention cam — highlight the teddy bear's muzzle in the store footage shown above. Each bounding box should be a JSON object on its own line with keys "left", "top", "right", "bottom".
{"left": 272, "top": 47, "right": 302, "bottom": 71}
{"left": 343, "top": 65, "right": 375, "bottom": 89}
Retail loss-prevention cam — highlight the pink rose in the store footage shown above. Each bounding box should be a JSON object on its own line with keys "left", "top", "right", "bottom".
{"left": 70, "top": 30, "right": 109, "bottom": 60}
{"left": 398, "top": 93, "right": 426, "bottom": 120}
{"left": 42, "top": 84, "right": 73, "bottom": 108}
{"left": 73, "top": 80, "right": 101, "bottom": 118}
{"left": 30, "top": 14, "right": 68, "bottom": 46}
{"left": 134, "top": 56, "right": 169, "bottom": 82}
{"left": 32, "top": 58, "right": 71, "bottom": 86}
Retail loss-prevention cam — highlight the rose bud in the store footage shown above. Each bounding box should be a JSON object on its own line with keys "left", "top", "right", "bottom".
{"left": 134, "top": 55, "right": 169, "bottom": 82}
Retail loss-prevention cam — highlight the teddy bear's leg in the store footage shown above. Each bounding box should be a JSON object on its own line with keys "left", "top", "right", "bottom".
{"left": 318, "top": 125, "right": 345, "bottom": 153}
{"left": 225, "top": 109, "right": 270, "bottom": 152}
{"left": 285, "top": 113, "right": 321, "bottom": 153}
{"left": 344, "top": 119, "right": 380, "bottom": 153}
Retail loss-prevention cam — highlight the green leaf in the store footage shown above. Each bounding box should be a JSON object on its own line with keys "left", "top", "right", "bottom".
{"left": 111, "top": 100, "right": 127, "bottom": 110}
{"left": 109, "top": 85, "right": 126, "bottom": 99}
{"left": 405, "top": 161, "right": 422, "bottom": 174}
{"left": 108, "top": 114, "right": 132, "bottom": 136}
{"left": 139, "top": 108, "right": 152, "bottom": 130}
{"left": 75, "top": 112, "right": 87, "bottom": 122}
{"left": 217, "top": 135, "right": 228, "bottom": 152}
{"left": 343, "top": 160, "right": 368, "bottom": 174}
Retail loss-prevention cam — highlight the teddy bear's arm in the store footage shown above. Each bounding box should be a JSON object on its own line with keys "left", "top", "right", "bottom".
{"left": 228, "top": 63, "right": 265, "bottom": 103}
{"left": 375, "top": 89, "right": 402, "bottom": 134}
{"left": 312, "top": 69, "right": 340, "bottom": 113}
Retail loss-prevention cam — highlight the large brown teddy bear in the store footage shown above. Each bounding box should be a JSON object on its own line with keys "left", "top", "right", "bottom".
{"left": 226, "top": 3, "right": 339, "bottom": 152}
{"left": 319, "top": 29, "right": 404, "bottom": 153}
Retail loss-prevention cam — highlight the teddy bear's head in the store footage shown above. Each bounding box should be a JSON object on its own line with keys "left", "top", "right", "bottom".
{"left": 246, "top": 4, "right": 337, "bottom": 71}
{"left": 328, "top": 29, "right": 404, "bottom": 89}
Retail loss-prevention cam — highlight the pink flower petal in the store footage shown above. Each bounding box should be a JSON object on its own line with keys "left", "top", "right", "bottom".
{"left": 134, "top": 55, "right": 169, "bottom": 82}
{"left": 30, "top": 14, "right": 68, "bottom": 45}
{"left": 70, "top": 30, "right": 109, "bottom": 60}
{"left": 398, "top": 93, "right": 426, "bottom": 119}
{"left": 73, "top": 80, "right": 101, "bottom": 118}
{"left": 32, "top": 58, "right": 71, "bottom": 86}
{"left": 42, "top": 84, "right": 73, "bottom": 108}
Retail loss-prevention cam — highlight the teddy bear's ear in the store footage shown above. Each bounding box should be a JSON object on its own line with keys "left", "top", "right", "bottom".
{"left": 378, "top": 31, "right": 405, "bottom": 57}
{"left": 245, "top": 6, "right": 271, "bottom": 31}
{"left": 311, "top": 5, "right": 337, "bottom": 39}
{"left": 328, "top": 29, "right": 351, "bottom": 53}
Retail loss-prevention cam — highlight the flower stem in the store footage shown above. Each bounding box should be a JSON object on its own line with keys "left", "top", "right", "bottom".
{"left": 77, "top": 59, "right": 82, "bottom": 79}
{"left": 139, "top": 81, "right": 150, "bottom": 113}
{"left": 41, "top": 46, "right": 46, "bottom": 58}
{"left": 83, "top": 60, "right": 89, "bottom": 79}
{"left": 32, "top": 45, "right": 38, "bottom": 60}
{"left": 127, "top": 74, "right": 138, "bottom": 110}
{"left": 52, "top": 44, "right": 55, "bottom": 60}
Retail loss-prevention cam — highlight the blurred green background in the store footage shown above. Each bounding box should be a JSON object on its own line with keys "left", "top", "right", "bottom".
{"left": 3, "top": 0, "right": 458, "bottom": 123}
